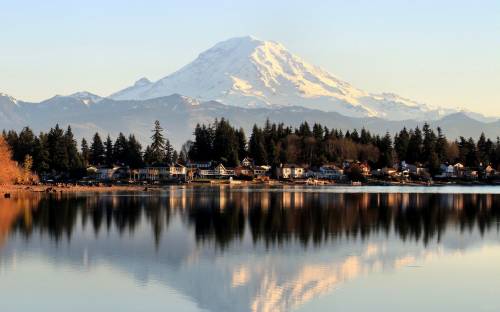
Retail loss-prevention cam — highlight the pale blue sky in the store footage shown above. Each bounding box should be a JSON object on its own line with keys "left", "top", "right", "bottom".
{"left": 1, "top": 0, "right": 499, "bottom": 114}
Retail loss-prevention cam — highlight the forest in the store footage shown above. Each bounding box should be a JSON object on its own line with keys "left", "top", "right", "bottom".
{"left": 3, "top": 118, "right": 500, "bottom": 178}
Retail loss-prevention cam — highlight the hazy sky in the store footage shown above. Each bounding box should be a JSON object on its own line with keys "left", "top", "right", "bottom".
{"left": 1, "top": 0, "right": 499, "bottom": 115}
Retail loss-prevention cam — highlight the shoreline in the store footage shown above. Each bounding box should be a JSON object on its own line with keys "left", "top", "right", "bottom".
{"left": 1, "top": 180, "right": 498, "bottom": 196}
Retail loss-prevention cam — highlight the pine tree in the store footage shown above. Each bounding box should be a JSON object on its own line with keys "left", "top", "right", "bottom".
{"left": 113, "top": 133, "right": 128, "bottom": 165}
{"left": 435, "top": 127, "right": 448, "bottom": 163}
{"left": 394, "top": 127, "right": 410, "bottom": 162}
{"left": 33, "top": 133, "right": 50, "bottom": 174}
{"left": 81, "top": 138, "right": 90, "bottom": 167}
{"left": 165, "top": 139, "right": 174, "bottom": 164}
{"left": 249, "top": 125, "right": 267, "bottom": 165}
{"left": 377, "top": 132, "right": 393, "bottom": 167}
{"left": 47, "top": 124, "right": 69, "bottom": 172}
{"left": 90, "top": 133, "right": 105, "bottom": 166}
{"left": 126, "top": 135, "right": 143, "bottom": 168}
{"left": 105, "top": 135, "right": 114, "bottom": 167}
{"left": 150, "top": 120, "right": 166, "bottom": 165}
{"left": 422, "top": 123, "right": 437, "bottom": 165}
{"left": 16, "top": 127, "right": 36, "bottom": 163}
{"left": 236, "top": 128, "right": 247, "bottom": 161}
{"left": 64, "top": 125, "right": 83, "bottom": 174}
{"left": 407, "top": 127, "right": 423, "bottom": 164}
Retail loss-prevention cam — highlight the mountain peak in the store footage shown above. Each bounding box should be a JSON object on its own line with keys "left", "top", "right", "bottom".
{"left": 0, "top": 92, "right": 19, "bottom": 106}
{"left": 50, "top": 91, "right": 103, "bottom": 106}
{"left": 134, "top": 77, "right": 152, "bottom": 87}
{"left": 109, "top": 37, "right": 470, "bottom": 121}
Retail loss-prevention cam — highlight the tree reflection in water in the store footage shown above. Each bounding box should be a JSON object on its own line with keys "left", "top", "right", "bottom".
{"left": 3, "top": 188, "right": 500, "bottom": 250}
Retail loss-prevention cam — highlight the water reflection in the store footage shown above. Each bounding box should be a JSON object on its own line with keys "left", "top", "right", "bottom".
{"left": 1, "top": 187, "right": 500, "bottom": 312}
{"left": 4, "top": 188, "right": 500, "bottom": 247}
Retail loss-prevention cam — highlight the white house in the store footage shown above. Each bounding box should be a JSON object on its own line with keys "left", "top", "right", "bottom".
{"left": 241, "top": 157, "right": 254, "bottom": 167}
{"left": 199, "top": 164, "right": 235, "bottom": 178}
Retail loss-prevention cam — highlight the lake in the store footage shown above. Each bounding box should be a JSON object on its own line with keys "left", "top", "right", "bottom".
{"left": 1, "top": 185, "right": 500, "bottom": 312}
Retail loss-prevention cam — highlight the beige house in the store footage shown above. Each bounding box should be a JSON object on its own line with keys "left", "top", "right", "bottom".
{"left": 278, "top": 164, "right": 305, "bottom": 179}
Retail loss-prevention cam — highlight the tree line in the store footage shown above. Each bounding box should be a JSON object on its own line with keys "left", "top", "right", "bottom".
{"left": 3, "top": 119, "right": 500, "bottom": 178}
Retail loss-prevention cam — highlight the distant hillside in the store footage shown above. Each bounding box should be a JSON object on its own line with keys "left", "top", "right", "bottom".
{"left": 1, "top": 93, "right": 500, "bottom": 148}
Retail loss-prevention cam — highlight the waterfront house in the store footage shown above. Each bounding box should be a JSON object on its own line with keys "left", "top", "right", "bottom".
{"left": 278, "top": 164, "right": 305, "bottom": 179}
{"left": 169, "top": 163, "right": 187, "bottom": 177}
{"left": 253, "top": 165, "right": 270, "bottom": 176}
{"left": 241, "top": 157, "right": 254, "bottom": 167}
{"left": 235, "top": 166, "right": 253, "bottom": 177}
{"left": 317, "top": 165, "right": 344, "bottom": 180}
{"left": 453, "top": 163, "right": 465, "bottom": 177}
{"left": 187, "top": 161, "right": 213, "bottom": 169}
{"left": 95, "top": 166, "right": 129, "bottom": 181}
{"left": 439, "top": 164, "right": 455, "bottom": 177}
{"left": 198, "top": 164, "right": 236, "bottom": 178}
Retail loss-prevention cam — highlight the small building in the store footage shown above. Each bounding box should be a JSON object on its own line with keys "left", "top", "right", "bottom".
{"left": 95, "top": 166, "right": 129, "bottom": 181}
{"left": 278, "top": 164, "right": 305, "bottom": 179}
{"left": 317, "top": 165, "right": 344, "bottom": 180}
{"left": 241, "top": 157, "right": 254, "bottom": 167}
{"left": 169, "top": 163, "right": 187, "bottom": 177}
{"left": 198, "top": 164, "right": 235, "bottom": 178}
{"left": 253, "top": 166, "right": 270, "bottom": 176}
{"left": 235, "top": 166, "right": 254, "bottom": 177}
{"left": 187, "top": 161, "right": 213, "bottom": 169}
{"left": 453, "top": 163, "right": 466, "bottom": 177}
{"left": 372, "top": 167, "right": 397, "bottom": 177}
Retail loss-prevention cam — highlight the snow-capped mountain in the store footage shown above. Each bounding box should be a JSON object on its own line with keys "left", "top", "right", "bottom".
{"left": 111, "top": 36, "right": 457, "bottom": 121}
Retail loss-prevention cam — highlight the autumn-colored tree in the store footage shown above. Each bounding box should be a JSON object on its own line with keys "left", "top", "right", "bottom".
{"left": 0, "top": 136, "right": 21, "bottom": 185}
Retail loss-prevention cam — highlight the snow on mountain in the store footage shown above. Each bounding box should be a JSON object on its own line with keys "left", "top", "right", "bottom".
{"left": 0, "top": 93, "right": 25, "bottom": 126}
{"left": 67, "top": 91, "right": 103, "bottom": 106}
{"left": 110, "top": 36, "right": 459, "bottom": 121}
{"left": 111, "top": 77, "right": 153, "bottom": 100}
{"left": 0, "top": 92, "right": 19, "bottom": 106}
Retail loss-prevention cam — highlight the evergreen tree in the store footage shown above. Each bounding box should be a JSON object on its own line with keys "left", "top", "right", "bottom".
{"left": 126, "top": 135, "right": 143, "bottom": 168}
{"left": 377, "top": 132, "right": 393, "bottom": 167}
{"left": 149, "top": 120, "right": 166, "bottom": 165}
{"left": 105, "top": 135, "right": 114, "bottom": 167}
{"left": 407, "top": 127, "right": 423, "bottom": 164}
{"left": 33, "top": 133, "right": 50, "bottom": 174}
{"left": 47, "top": 124, "right": 68, "bottom": 172}
{"left": 422, "top": 123, "right": 437, "bottom": 166}
{"left": 81, "top": 138, "right": 90, "bottom": 167}
{"left": 212, "top": 118, "right": 239, "bottom": 166}
{"left": 15, "top": 127, "right": 36, "bottom": 163}
{"left": 236, "top": 128, "right": 247, "bottom": 161}
{"left": 394, "top": 127, "right": 410, "bottom": 162}
{"left": 435, "top": 127, "right": 448, "bottom": 163}
{"left": 249, "top": 125, "right": 267, "bottom": 165}
{"left": 64, "top": 125, "right": 83, "bottom": 174}
{"left": 113, "top": 133, "right": 128, "bottom": 165}
{"left": 165, "top": 139, "right": 174, "bottom": 164}
{"left": 90, "top": 133, "right": 105, "bottom": 166}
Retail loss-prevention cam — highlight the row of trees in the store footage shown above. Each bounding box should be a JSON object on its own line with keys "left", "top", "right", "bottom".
{"left": 192, "top": 119, "right": 500, "bottom": 173}
{"left": 2, "top": 121, "right": 177, "bottom": 178}
{"left": 3, "top": 119, "right": 500, "bottom": 179}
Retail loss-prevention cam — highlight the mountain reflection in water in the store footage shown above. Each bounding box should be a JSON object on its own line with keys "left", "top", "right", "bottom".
{"left": 1, "top": 187, "right": 500, "bottom": 312}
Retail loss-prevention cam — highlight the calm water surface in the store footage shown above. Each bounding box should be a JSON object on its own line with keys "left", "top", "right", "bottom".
{"left": 1, "top": 186, "right": 500, "bottom": 312}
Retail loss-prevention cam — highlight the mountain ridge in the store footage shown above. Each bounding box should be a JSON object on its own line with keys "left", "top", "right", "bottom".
{"left": 1, "top": 93, "right": 500, "bottom": 149}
